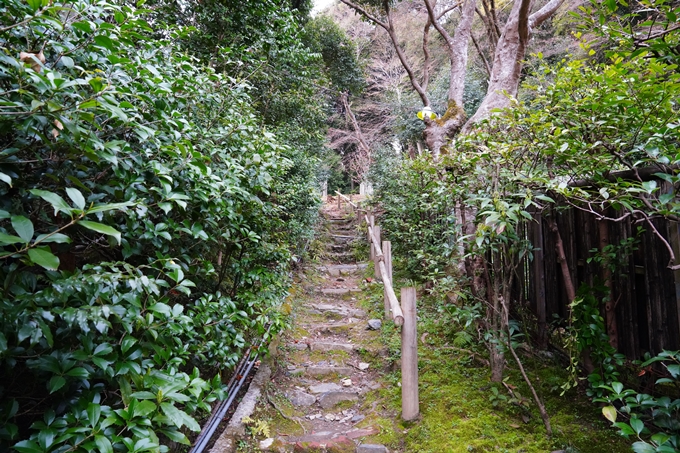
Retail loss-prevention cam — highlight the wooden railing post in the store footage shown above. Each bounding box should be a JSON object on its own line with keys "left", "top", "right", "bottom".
{"left": 369, "top": 215, "right": 375, "bottom": 260}
{"left": 383, "top": 240, "right": 392, "bottom": 320}
{"left": 373, "top": 225, "right": 381, "bottom": 281}
{"left": 401, "top": 287, "right": 419, "bottom": 421}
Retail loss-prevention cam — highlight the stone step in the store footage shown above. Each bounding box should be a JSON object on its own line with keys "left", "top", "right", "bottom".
{"left": 320, "top": 287, "right": 361, "bottom": 296}
{"left": 259, "top": 427, "right": 381, "bottom": 452}
{"left": 319, "top": 264, "right": 366, "bottom": 277}
{"left": 310, "top": 303, "right": 366, "bottom": 318}
{"left": 310, "top": 341, "right": 356, "bottom": 353}
{"left": 305, "top": 365, "right": 354, "bottom": 377}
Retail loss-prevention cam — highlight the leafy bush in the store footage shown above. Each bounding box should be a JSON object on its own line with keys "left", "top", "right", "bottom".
{"left": 0, "top": 0, "right": 319, "bottom": 450}
{"left": 598, "top": 351, "right": 680, "bottom": 453}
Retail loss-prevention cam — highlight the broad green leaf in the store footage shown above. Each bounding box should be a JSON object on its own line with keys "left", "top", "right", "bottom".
{"left": 66, "top": 187, "right": 86, "bottom": 210}
{"left": 659, "top": 193, "right": 674, "bottom": 204}
{"left": 159, "top": 428, "right": 190, "bottom": 445}
{"left": 0, "top": 210, "right": 9, "bottom": 219}
{"left": 134, "top": 400, "right": 157, "bottom": 418}
{"left": 78, "top": 221, "right": 121, "bottom": 244}
{"left": 87, "top": 403, "right": 101, "bottom": 427}
{"left": 27, "top": 248, "right": 60, "bottom": 270}
{"left": 94, "top": 435, "right": 113, "bottom": 453}
{"left": 48, "top": 375, "right": 66, "bottom": 393}
{"left": 30, "top": 189, "right": 72, "bottom": 215}
{"left": 0, "top": 171, "right": 12, "bottom": 187}
{"left": 630, "top": 417, "right": 645, "bottom": 435}
{"left": 11, "top": 216, "right": 33, "bottom": 243}
{"left": 13, "top": 439, "right": 42, "bottom": 453}
{"left": 65, "top": 367, "right": 89, "bottom": 378}
{"left": 0, "top": 332, "right": 6, "bottom": 353}
{"left": 149, "top": 303, "right": 171, "bottom": 316}
{"left": 94, "top": 35, "right": 116, "bottom": 51}
{"left": 160, "top": 402, "right": 200, "bottom": 431}
{"left": 36, "top": 233, "right": 71, "bottom": 244}
{"left": 631, "top": 442, "right": 656, "bottom": 453}
{"left": 86, "top": 202, "right": 133, "bottom": 214}
{"left": 26, "top": 0, "right": 41, "bottom": 12}
{"left": 0, "top": 232, "right": 25, "bottom": 245}
{"left": 130, "top": 391, "right": 156, "bottom": 400}
{"left": 60, "top": 56, "right": 74, "bottom": 68}
{"left": 602, "top": 405, "right": 617, "bottom": 423}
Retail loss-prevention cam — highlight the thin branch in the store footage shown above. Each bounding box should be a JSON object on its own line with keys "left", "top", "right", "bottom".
{"left": 471, "top": 33, "right": 492, "bottom": 77}
{"left": 529, "top": 0, "right": 566, "bottom": 30}
{"left": 339, "top": 0, "right": 388, "bottom": 29}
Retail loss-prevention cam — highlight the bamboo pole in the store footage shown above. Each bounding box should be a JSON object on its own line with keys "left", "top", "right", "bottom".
{"left": 383, "top": 240, "right": 392, "bottom": 320}
{"left": 401, "top": 287, "right": 419, "bottom": 421}
{"left": 364, "top": 216, "right": 403, "bottom": 325}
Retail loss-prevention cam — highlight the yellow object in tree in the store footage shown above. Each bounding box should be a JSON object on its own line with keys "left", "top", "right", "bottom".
{"left": 417, "top": 106, "right": 437, "bottom": 120}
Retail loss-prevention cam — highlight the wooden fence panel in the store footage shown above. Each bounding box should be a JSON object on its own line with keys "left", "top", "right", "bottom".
{"left": 524, "top": 206, "right": 680, "bottom": 360}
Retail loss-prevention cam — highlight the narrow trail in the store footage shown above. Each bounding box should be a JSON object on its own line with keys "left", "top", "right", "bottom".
{"left": 242, "top": 201, "right": 394, "bottom": 452}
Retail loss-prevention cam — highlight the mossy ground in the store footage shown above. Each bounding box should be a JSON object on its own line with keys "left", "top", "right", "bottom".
{"left": 354, "top": 265, "right": 630, "bottom": 453}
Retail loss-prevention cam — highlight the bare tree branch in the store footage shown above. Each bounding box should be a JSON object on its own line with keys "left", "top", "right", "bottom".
{"left": 471, "top": 32, "right": 492, "bottom": 77}
{"left": 529, "top": 0, "right": 566, "bottom": 30}
{"left": 339, "top": 0, "right": 388, "bottom": 29}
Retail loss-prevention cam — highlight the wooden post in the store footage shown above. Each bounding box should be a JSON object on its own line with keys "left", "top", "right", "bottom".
{"left": 369, "top": 215, "right": 375, "bottom": 260}
{"left": 373, "top": 226, "right": 381, "bottom": 280}
{"left": 401, "top": 287, "right": 419, "bottom": 421}
{"left": 337, "top": 192, "right": 341, "bottom": 210}
{"left": 383, "top": 240, "right": 392, "bottom": 320}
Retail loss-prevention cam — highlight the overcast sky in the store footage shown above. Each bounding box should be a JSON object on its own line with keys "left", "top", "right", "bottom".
{"left": 312, "top": 0, "right": 335, "bottom": 15}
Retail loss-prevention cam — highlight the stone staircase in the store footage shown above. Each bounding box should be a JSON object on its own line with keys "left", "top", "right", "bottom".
{"left": 255, "top": 205, "right": 390, "bottom": 453}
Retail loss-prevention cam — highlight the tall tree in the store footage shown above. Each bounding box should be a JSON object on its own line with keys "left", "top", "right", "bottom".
{"left": 340, "top": 0, "right": 568, "bottom": 155}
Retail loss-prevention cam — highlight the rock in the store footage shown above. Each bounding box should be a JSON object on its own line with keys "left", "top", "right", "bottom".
{"left": 357, "top": 445, "right": 389, "bottom": 453}
{"left": 309, "top": 382, "right": 342, "bottom": 394}
{"left": 318, "top": 391, "right": 358, "bottom": 409}
{"left": 342, "top": 378, "right": 352, "bottom": 387}
{"left": 260, "top": 438, "right": 275, "bottom": 450}
{"left": 325, "top": 413, "right": 336, "bottom": 421}
{"left": 367, "top": 319, "right": 382, "bottom": 330}
{"left": 358, "top": 362, "right": 370, "bottom": 371}
{"left": 351, "top": 414, "right": 365, "bottom": 423}
{"left": 287, "top": 390, "right": 316, "bottom": 407}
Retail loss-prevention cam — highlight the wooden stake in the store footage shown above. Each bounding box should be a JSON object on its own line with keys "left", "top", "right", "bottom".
{"left": 383, "top": 240, "right": 392, "bottom": 320}
{"left": 401, "top": 287, "right": 419, "bottom": 421}
{"left": 374, "top": 226, "right": 381, "bottom": 280}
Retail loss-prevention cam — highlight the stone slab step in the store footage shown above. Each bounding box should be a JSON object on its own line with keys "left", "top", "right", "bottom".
{"left": 311, "top": 303, "right": 366, "bottom": 318}
{"left": 259, "top": 426, "right": 381, "bottom": 452}
{"left": 310, "top": 342, "right": 356, "bottom": 353}
{"left": 320, "top": 288, "right": 361, "bottom": 296}
{"left": 306, "top": 365, "right": 354, "bottom": 377}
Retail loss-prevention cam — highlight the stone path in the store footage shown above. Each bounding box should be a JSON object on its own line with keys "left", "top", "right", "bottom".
{"left": 245, "top": 203, "right": 392, "bottom": 453}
